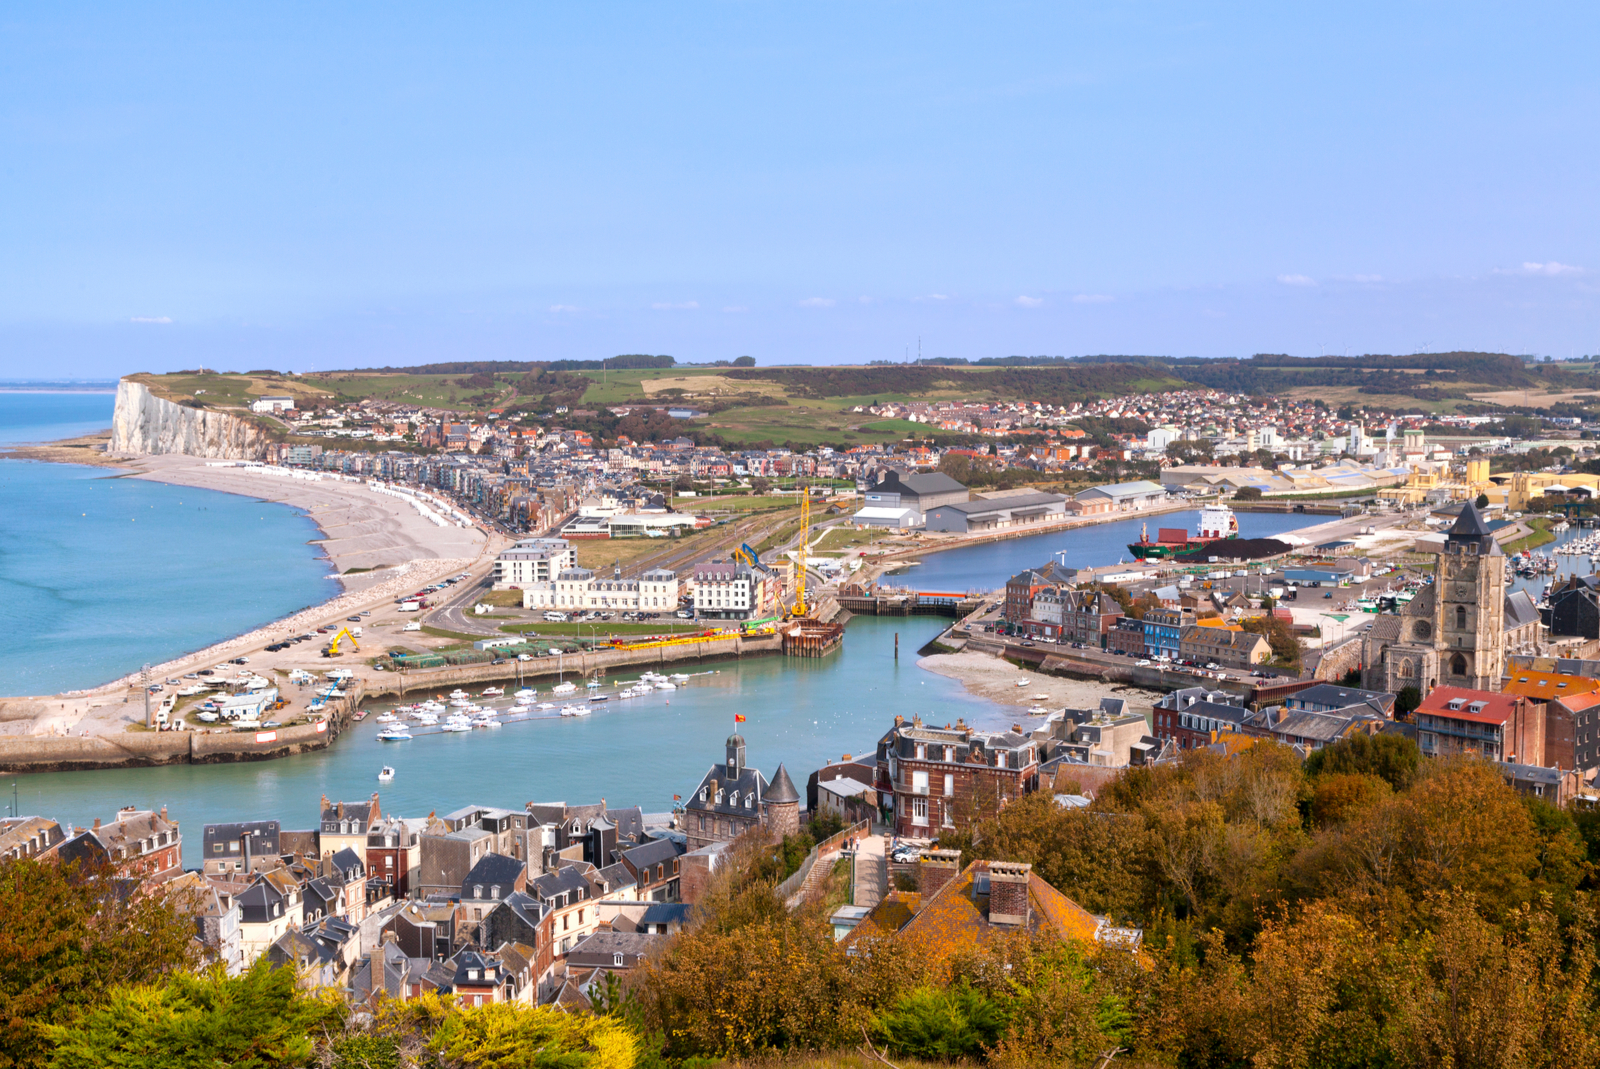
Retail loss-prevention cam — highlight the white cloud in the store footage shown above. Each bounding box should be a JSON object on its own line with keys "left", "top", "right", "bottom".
{"left": 857, "top": 296, "right": 874, "bottom": 304}
{"left": 913, "top": 293, "right": 951, "bottom": 302}
{"left": 651, "top": 301, "right": 699, "bottom": 310}
{"left": 1014, "top": 295, "right": 1044, "bottom": 308}
{"left": 722, "top": 305, "right": 748, "bottom": 313}
{"left": 1071, "top": 293, "right": 1113, "bottom": 304}
{"left": 797, "top": 297, "right": 835, "bottom": 308}
{"left": 130, "top": 316, "right": 172, "bottom": 324}
{"left": 1522, "top": 261, "right": 1583, "bottom": 276}
{"left": 548, "top": 304, "right": 580, "bottom": 313}
{"left": 1277, "top": 274, "right": 1316, "bottom": 287}
{"left": 1351, "top": 274, "right": 1383, "bottom": 283}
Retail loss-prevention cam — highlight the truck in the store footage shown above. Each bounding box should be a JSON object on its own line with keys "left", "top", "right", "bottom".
{"left": 398, "top": 601, "right": 421, "bottom": 613}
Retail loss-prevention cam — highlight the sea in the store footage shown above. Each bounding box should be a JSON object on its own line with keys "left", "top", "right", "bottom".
{"left": 1, "top": 394, "right": 1328, "bottom": 864}
{"left": 0, "top": 391, "right": 335, "bottom": 697}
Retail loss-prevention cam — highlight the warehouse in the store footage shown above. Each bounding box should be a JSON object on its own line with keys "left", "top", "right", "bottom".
{"left": 923, "top": 490, "right": 1069, "bottom": 534}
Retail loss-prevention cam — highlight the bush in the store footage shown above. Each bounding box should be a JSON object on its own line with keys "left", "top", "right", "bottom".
{"left": 875, "top": 984, "right": 1008, "bottom": 1061}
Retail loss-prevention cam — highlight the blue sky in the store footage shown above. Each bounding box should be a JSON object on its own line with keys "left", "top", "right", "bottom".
{"left": 2, "top": 3, "right": 1597, "bottom": 376}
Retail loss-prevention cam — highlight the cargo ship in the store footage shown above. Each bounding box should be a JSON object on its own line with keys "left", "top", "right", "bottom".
{"left": 1126, "top": 506, "right": 1239, "bottom": 560}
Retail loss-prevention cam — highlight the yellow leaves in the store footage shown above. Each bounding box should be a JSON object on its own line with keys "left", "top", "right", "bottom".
{"left": 426, "top": 1001, "right": 636, "bottom": 1069}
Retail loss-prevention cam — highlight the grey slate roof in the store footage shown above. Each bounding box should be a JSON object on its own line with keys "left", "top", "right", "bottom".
{"left": 765, "top": 763, "right": 800, "bottom": 804}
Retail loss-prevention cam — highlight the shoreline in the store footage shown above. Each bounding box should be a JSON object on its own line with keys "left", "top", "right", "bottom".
{"left": 916, "top": 647, "right": 1162, "bottom": 724}
{"left": 6, "top": 448, "right": 492, "bottom": 718}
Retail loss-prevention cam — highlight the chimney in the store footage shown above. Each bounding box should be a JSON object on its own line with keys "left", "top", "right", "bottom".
{"left": 917, "top": 849, "right": 962, "bottom": 904}
{"left": 92, "top": 817, "right": 101, "bottom": 831}
{"left": 242, "top": 834, "right": 252, "bottom": 873}
{"left": 988, "top": 862, "right": 1031, "bottom": 926}
{"left": 159, "top": 806, "right": 167, "bottom": 821}
{"left": 337, "top": 802, "right": 345, "bottom": 819}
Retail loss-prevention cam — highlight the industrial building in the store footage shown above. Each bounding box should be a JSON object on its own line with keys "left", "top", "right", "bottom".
{"left": 923, "top": 490, "right": 1069, "bottom": 534}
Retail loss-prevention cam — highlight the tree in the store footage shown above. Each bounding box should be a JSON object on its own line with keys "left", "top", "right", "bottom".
{"left": 1304, "top": 732, "right": 1420, "bottom": 790}
{"left": 42, "top": 959, "right": 335, "bottom": 1069}
{"left": 1395, "top": 685, "right": 1422, "bottom": 716}
{"left": 732, "top": 355, "right": 756, "bottom": 367}
{"left": 1476, "top": 492, "right": 1491, "bottom": 509}
{"left": 750, "top": 477, "right": 772, "bottom": 495}
{"left": 1235, "top": 486, "right": 1264, "bottom": 501}
{"left": 0, "top": 859, "right": 201, "bottom": 1069}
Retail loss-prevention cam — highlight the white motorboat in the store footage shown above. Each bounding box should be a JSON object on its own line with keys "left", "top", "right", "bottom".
{"left": 514, "top": 688, "right": 535, "bottom": 699}
{"left": 413, "top": 714, "right": 438, "bottom": 725}
{"left": 559, "top": 704, "right": 590, "bottom": 717}
{"left": 378, "top": 766, "right": 395, "bottom": 782}
{"left": 376, "top": 727, "right": 413, "bottom": 741}
{"left": 449, "top": 689, "right": 468, "bottom": 699}
{"left": 586, "top": 680, "right": 602, "bottom": 690}
{"left": 670, "top": 673, "right": 690, "bottom": 682}
{"left": 551, "top": 681, "right": 578, "bottom": 696}
{"left": 588, "top": 694, "right": 610, "bottom": 703}
{"left": 1026, "top": 705, "right": 1049, "bottom": 716}
{"left": 481, "top": 686, "right": 504, "bottom": 697}
{"left": 375, "top": 712, "right": 398, "bottom": 723}
{"left": 537, "top": 702, "right": 556, "bottom": 710}
{"left": 655, "top": 682, "right": 677, "bottom": 691}
{"left": 441, "top": 718, "right": 472, "bottom": 733}
{"left": 195, "top": 711, "right": 219, "bottom": 723}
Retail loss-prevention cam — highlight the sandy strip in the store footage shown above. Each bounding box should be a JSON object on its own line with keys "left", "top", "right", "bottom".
{"left": 25, "top": 454, "right": 499, "bottom": 709}
{"left": 917, "top": 648, "right": 1160, "bottom": 726}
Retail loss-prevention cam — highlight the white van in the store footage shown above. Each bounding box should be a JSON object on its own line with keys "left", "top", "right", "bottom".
{"left": 544, "top": 611, "right": 569, "bottom": 622}
{"left": 402, "top": 621, "right": 422, "bottom": 632}
{"left": 398, "top": 601, "right": 421, "bottom": 613}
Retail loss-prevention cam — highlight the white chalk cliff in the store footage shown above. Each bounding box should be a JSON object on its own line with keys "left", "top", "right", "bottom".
{"left": 109, "top": 379, "right": 273, "bottom": 460}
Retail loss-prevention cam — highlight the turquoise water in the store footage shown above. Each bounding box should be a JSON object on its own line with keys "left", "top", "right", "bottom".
{"left": 0, "top": 393, "right": 336, "bottom": 696}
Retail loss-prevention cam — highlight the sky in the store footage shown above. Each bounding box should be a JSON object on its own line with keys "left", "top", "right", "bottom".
{"left": 1, "top": 2, "right": 1597, "bottom": 377}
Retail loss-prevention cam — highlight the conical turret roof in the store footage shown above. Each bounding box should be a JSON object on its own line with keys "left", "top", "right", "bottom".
{"left": 765, "top": 763, "right": 800, "bottom": 804}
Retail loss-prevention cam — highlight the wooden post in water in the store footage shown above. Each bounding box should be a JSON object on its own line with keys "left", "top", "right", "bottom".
{"left": 895, "top": 632, "right": 899, "bottom": 660}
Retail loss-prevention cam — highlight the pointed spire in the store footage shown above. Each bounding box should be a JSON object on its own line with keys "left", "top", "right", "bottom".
{"left": 765, "top": 763, "right": 800, "bottom": 804}
{"left": 1448, "top": 500, "right": 1490, "bottom": 538}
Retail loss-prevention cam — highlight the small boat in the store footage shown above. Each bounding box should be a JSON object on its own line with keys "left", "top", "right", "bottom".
{"left": 195, "top": 711, "right": 219, "bottom": 723}
{"left": 552, "top": 681, "right": 578, "bottom": 696}
{"left": 586, "top": 680, "right": 602, "bottom": 690}
{"left": 374, "top": 712, "right": 398, "bottom": 723}
{"left": 481, "top": 686, "right": 504, "bottom": 697}
{"left": 559, "top": 704, "right": 590, "bottom": 717}
{"left": 449, "top": 689, "right": 468, "bottom": 699}
{"left": 514, "top": 688, "right": 535, "bottom": 699}
{"left": 1014, "top": 680, "right": 1031, "bottom": 688}
{"left": 1027, "top": 705, "right": 1049, "bottom": 716}
{"left": 537, "top": 702, "right": 556, "bottom": 710}
{"left": 441, "top": 719, "right": 472, "bottom": 733}
{"left": 588, "top": 694, "right": 610, "bottom": 703}
{"left": 670, "top": 673, "right": 690, "bottom": 682}
{"left": 377, "top": 766, "right": 396, "bottom": 782}
{"left": 1031, "top": 693, "right": 1050, "bottom": 701}
{"left": 655, "top": 682, "right": 677, "bottom": 691}
{"left": 376, "top": 727, "right": 413, "bottom": 741}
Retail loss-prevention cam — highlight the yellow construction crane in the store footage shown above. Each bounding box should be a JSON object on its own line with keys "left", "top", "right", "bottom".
{"left": 322, "top": 628, "right": 360, "bottom": 658}
{"left": 790, "top": 487, "right": 811, "bottom": 618}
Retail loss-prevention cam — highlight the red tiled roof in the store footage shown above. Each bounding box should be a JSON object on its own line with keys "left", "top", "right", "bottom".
{"left": 1416, "top": 685, "right": 1519, "bottom": 725}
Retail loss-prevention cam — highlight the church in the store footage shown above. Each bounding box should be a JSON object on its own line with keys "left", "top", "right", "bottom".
{"left": 1362, "top": 502, "right": 1540, "bottom": 696}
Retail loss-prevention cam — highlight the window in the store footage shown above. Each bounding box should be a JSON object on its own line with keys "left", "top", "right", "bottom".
{"left": 1456, "top": 606, "right": 1467, "bottom": 630}
{"left": 614, "top": 952, "right": 625, "bottom": 966}
{"left": 1451, "top": 653, "right": 1468, "bottom": 677}
{"left": 911, "top": 796, "right": 929, "bottom": 827}
{"left": 944, "top": 774, "right": 954, "bottom": 797}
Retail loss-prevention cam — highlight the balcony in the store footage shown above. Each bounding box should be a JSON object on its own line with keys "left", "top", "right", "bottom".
{"left": 896, "top": 780, "right": 930, "bottom": 795}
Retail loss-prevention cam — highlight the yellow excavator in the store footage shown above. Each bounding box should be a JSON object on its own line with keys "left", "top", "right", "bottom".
{"left": 321, "top": 628, "right": 360, "bottom": 658}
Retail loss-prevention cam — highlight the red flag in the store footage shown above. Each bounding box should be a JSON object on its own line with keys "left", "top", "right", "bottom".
{"left": 734, "top": 714, "right": 747, "bottom": 723}
{"left": 673, "top": 794, "right": 681, "bottom": 801}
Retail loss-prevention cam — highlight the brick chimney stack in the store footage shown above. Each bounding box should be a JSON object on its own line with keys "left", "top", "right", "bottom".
{"left": 917, "top": 849, "right": 962, "bottom": 904}
{"left": 988, "top": 862, "right": 1031, "bottom": 926}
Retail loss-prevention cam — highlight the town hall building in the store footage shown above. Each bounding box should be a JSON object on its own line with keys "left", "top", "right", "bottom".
{"left": 682, "top": 734, "right": 800, "bottom": 850}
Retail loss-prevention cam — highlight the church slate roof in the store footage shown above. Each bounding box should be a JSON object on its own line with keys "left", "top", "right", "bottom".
{"left": 1505, "top": 589, "right": 1540, "bottom": 629}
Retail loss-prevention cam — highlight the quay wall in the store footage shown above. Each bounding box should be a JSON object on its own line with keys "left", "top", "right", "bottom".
{"left": 365, "top": 633, "right": 783, "bottom": 699}
{"left": 109, "top": 378, "right": 275, "bottom": 460}
{"left": 0, "top": 686, "right": 359, "bottom": 774}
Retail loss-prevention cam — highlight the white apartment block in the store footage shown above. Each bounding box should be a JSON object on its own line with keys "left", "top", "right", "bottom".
{"left": 493, "top": 538, "right": 578, "bottom": 589}
{"left": 521, "top": 567, "right": 680, "bottom": 612}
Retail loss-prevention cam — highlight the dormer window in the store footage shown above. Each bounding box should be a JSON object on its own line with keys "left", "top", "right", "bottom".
{"left": 474, "top": 885, "right": 483, "bottom": 899}
{"left": 467, "top": 969, "right": 479, "bottom": 980}
{"left": 490, "top": 885, "right": 501, "bottom": 899}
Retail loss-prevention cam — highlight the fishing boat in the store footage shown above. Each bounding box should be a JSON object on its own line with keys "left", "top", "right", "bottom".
{"left": 1127, "top": 506, "right": 1239, "bottom": 560}
{"left": 377, "top": 766, "right": 396, "bottom": 782}
{"left": 376, "top": 727, "right": 413, "bottom": 742}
